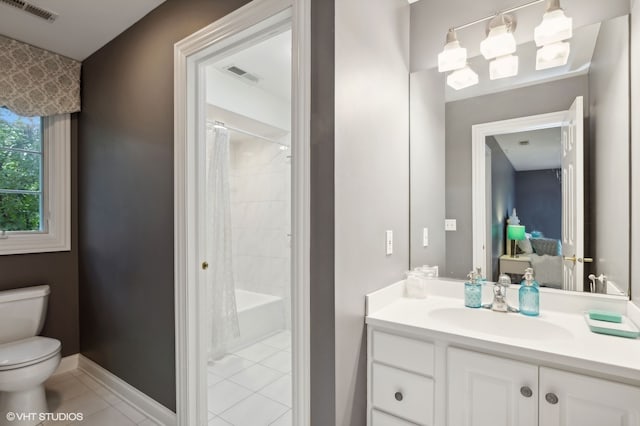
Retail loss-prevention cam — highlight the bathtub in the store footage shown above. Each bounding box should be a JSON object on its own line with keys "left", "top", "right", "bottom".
{"left": 228, "top": 289, "right": 285, "bottom": 351}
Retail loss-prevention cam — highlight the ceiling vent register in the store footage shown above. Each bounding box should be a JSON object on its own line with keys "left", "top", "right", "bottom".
{"left": 223, "top": 65, "right": 261, "bottom": 84}
{"left": 0, "top": 0, "right": 58, "bottom": 22}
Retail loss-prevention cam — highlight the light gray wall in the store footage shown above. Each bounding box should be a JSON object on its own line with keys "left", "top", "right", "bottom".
{"left": 588, "top": 15, "right": 630, "bottom": 293}
{"left": 486, "top": 136, "right": 515, "bottom": 281}
{"left": 444, "top": 75, "right": 589, "bottom": 279}
{"left": 410, "top": 69, "right": 446, "bottom": 270}
{"left": 334, "top": 0, "right": 410, "bottom": 424}
{"left": 631, "top": 0, "right": 640, "bottom": 305}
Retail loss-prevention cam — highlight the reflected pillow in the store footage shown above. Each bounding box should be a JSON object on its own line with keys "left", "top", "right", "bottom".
{"left": 530, "top": 238, "right": 560, "bottom": 256}
{"left": 517, "top": 238, "right": 534, "bottom": 254}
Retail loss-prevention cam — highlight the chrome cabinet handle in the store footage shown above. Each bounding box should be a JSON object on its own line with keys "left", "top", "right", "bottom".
{"left": 394, "top": 392, "right": 403, "bottom": 402}
{"left": 545, "top": 393, "right": 559, "bottom": 404}
{"left": 520, "top": 386, "right": 533, "bottom": 398}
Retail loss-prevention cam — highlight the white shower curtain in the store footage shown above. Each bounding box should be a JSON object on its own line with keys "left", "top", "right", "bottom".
{"left": 206, "top": 125, "right": 240, "bottom": 361}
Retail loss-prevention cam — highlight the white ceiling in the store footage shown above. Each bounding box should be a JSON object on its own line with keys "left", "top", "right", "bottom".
{"left": 215, "top": 30, "right": 292, "bottom": 102}
{"left": 0, "top": 0, "right": 165, "bottom": 60}
{"left": 493, "top": 127, "right": 562, "bottom": 171}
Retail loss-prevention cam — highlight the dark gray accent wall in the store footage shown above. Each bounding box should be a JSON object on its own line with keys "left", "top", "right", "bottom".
{"left": 486, "top": 136, "right": 515, "bottom": 281}
{"left": 515, "top": 169, "right": 562, "bottom": 240}
{"left": 445, "top": 75, "right": 589, "bottom": 279}
{"left": 78, "top": 0, "right": 251, "bottom": 412}
{"left": 310, "top": 0, "right": 336, "bottom": 424}
{"left": 0, "top": 115, "right": 79, "bottom": 356}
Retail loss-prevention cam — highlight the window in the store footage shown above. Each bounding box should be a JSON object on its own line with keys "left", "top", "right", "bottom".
{"left": 0, "top": 108, "right": 70, "bottom": 255}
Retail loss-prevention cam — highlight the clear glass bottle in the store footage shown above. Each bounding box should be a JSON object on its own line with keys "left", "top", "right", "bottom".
{"left": 464, "top": 271, "right": 482, "bottom": 308}
{"left": 519, "top": 268, "right": 539, "bottom": 316}
{"left": 405, "top": 270, "right": 427, "bottom": 299}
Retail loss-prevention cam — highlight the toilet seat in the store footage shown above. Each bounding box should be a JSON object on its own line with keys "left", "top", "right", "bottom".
{"left": 0, "top": 336, "right": 61, "bottom": 371}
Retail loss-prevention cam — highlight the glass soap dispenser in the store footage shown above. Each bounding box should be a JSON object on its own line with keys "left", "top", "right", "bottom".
{"left": 464, "top": 270, "right": 482, "bottom": 308}
{"left": 519, "top": 268, "right": 539, "bottom": 316}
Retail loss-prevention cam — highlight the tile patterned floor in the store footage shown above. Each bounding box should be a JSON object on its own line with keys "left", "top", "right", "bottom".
{"left": 208, "top": 330, "right": 292, "bottom": 426}
{"left": 41, "top": 369, "right": 156, "bottom": 425}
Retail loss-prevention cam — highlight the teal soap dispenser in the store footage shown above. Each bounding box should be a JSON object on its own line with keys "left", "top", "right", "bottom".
{"left": 519, "top": 268, "right": 539, "bottom": 316}
{"left": 464, "top": 270, "right": 482, "bottom": 308}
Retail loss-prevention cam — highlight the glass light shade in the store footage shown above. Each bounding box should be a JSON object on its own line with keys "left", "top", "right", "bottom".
{"left": 446, "top": 66, "right": 479, "bottom": 90}
{"left": 489, "top": 54, "right": 519, "bottom": 80}
{"left": 480, "top": 25, "right": 517, "bottom": 60}
{"left": 534, "top": 9, "right": 573, "bottom": 47}
{"left": 438, "top": 41, "right": 467, "bottom": 73}
{"left": 536, "top": 41, "right": 570, "bottom": 70}
{"left": 507, "top": 225, "right": 526, "bottom": 241}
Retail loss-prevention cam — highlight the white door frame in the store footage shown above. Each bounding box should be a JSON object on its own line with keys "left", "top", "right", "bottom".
{"left": 173, "top": 0, "right": 311, "bottom": 424}
{"left": 471, "top": 111, "right": 566, "bottom": 278}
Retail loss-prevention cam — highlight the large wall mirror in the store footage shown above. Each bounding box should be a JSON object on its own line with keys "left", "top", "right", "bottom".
{"left": 409, "top": 0, "right": 631, "bottom": 297}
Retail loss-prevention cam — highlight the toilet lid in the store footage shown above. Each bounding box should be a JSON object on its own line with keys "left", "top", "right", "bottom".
{"left": 0, "top": 336, "right": 61, "bottom": 371}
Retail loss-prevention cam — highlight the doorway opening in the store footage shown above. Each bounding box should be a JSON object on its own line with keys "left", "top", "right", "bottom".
{"left": 174, "top": 1, "right": 310, "bottom": 424}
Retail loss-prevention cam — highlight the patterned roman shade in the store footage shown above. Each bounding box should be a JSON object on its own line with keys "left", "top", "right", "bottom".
{"left": 0, "top": 35, "right": 80, "bottom": 117}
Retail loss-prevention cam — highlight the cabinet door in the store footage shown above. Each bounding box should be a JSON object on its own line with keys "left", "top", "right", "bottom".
{"left": 447, "top": 347, "right": 538, "bottom": 426}
{"left": 539, "top": 367, "right": 640, "bottom": 426}
{"left": 372, "top": 409, "right": 419, "bottom": 426}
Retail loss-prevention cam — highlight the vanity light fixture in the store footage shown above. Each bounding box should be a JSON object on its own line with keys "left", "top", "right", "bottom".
{"left": 438, "top": 29, "right": 467, "bottom": 73}
{"left": 439, "top": 0, "right": 571, "bottom": 88}
{"left": 447, "top": 65, "right": 479, "bottom": 90}
{"left": 536, "top": 40, "right": 570, "bottom": 70}
{"left": 480, "top": 14, "right": 517, "bottom": 60}
{"left": 490, "top": 54, "right": 519, "bottom": 80}
{"left": 535, "top": 0, "right": 572, "bottom": 70}
{"left": 534, "top": 0, "right": 572, "bottom": 47}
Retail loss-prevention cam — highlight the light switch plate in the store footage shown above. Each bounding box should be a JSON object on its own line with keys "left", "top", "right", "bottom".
{"left": 385, "top": 230, "right": 393, "bottom": 255}
{"left": 423, "top": 227, "right": 429, "bottom": 247}
{"left": 445, "top": 219, "right": 457, "bottom": 231}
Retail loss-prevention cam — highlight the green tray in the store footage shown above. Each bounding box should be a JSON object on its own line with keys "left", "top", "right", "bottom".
{"left": 584, "top": 314, "right": 640, "bottom": 339}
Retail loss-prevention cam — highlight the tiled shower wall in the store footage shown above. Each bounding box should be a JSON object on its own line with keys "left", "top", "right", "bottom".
{"left": 230, "top": 135, "right": 291, "bottom": 328}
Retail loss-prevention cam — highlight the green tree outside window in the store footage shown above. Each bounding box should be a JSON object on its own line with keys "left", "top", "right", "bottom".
{"left": 0, "top": 108, "right": 43, "bottom": 232}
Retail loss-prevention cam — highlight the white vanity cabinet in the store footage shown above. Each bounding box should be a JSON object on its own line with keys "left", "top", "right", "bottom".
{"left": 539, "top": 367, "right": 640, "bottom": 426}
{"left": 368, "top": 329, "right": 436, "bottom": 425}
{"left": 448, "top": 347, "right": 640, "bottom": 426}
{"left": 368, "top": 327, "right": 640, "bottom": 426}
{"left": 447, "top": 347, "right": 538, "bottom": 426}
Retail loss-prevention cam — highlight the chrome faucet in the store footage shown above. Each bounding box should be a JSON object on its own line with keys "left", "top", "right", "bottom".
{"left": 483, "top": 274, "right": 519, "bottom": 313}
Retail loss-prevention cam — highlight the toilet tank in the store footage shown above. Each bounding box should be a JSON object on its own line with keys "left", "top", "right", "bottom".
{"left": 0, "top": 285, "right": 50, "bottom": 344}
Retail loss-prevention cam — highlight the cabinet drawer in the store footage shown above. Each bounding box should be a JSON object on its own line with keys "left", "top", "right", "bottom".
{"left": 372, "top": 363, "right": 434, "bottom": 425}
{"left": 372, "top": 409, "right": 419, "bottom": 426}
{"left": 372, "top": 330, "right": 434, "bottom": 376}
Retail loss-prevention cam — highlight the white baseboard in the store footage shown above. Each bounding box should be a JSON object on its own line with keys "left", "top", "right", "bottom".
{"left": 78, "top": 355, "right": 177, "bottom": 426}
{"left": 53, "top": 353, "right": 79, "bottom": 375}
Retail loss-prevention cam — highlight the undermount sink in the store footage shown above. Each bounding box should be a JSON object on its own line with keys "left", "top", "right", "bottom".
{"left": 427, "top": 307, "right": 573, "bottom": 341}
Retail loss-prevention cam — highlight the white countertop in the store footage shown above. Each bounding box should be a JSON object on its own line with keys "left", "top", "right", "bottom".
{"left": 366, "top": 280, "right": 640, "bottom": 385}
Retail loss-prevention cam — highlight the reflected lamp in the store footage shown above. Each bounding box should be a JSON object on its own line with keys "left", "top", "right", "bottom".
{"left": 507, "top": 225, "right": 526, "bottom": 258}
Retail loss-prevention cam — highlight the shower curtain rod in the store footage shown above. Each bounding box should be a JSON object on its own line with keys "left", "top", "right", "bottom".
{"left": 209, "top": 120, "right": 288, "bottom": 148}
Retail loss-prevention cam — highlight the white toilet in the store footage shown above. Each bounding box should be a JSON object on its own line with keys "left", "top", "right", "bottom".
{"left": 0, "top": 285, "right": 61, "bottom": 424}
